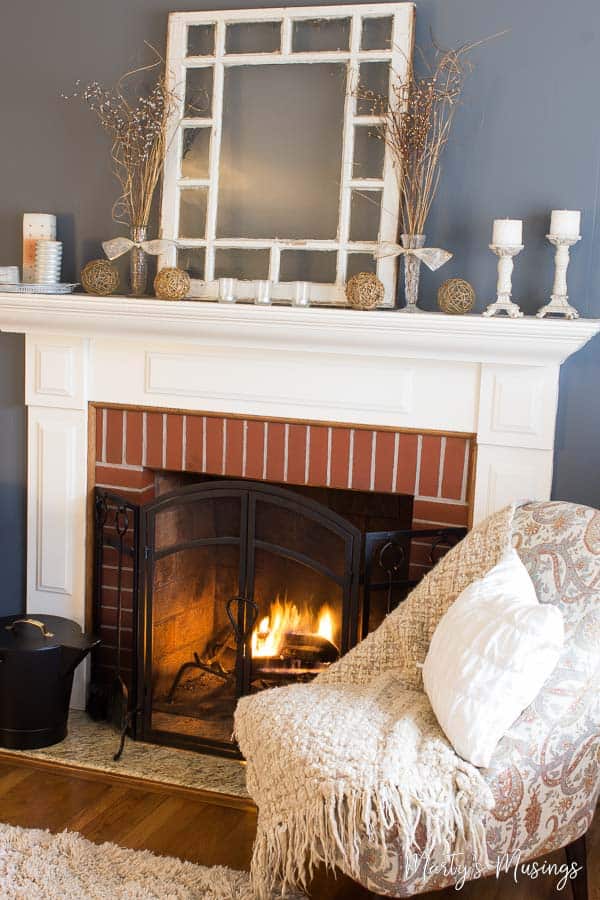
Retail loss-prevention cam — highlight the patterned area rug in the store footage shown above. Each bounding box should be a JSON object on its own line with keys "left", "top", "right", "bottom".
{"left": 0, "top": 823, "right": 298, "bottom": 899}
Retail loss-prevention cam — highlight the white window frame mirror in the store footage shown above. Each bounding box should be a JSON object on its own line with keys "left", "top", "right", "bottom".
{"left": 160, "top": 3, "right": 415, "bottom": 306}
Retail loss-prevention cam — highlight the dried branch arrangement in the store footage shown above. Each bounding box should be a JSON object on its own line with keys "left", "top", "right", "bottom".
{"left": 359, "top": 39, "right": 485, "bottom": 236}
{"left": 65, "top": 46, "right": 178, "bottom": 228}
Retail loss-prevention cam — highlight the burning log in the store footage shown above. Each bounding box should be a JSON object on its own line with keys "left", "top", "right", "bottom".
{"left": 281, "top": 632, "right": 339, "bottom": 664}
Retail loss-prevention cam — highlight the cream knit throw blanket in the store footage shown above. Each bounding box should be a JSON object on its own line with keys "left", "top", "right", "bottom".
{"left": 234, "top": 505, "right": 515, "bottom": 898}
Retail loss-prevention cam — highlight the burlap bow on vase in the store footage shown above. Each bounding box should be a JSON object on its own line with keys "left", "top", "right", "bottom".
{"left": 375, "top": 237, "right": 453, "bottom": 312}
{"left": 102, "top": 233, "right": 173, "bottom": 297}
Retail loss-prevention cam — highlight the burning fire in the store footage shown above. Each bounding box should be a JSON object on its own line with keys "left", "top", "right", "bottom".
{"left": 251, "top": 597, "right": 336, "bottom": 659}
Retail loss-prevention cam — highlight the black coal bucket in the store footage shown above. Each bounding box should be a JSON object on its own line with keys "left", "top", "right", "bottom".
{"left": 0, "top": 614, "right": 100, "bottom": 750}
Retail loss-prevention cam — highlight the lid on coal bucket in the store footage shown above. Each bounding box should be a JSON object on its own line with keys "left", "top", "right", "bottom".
{"left": 0, "top": 614, "right": 99, "bottom": 654}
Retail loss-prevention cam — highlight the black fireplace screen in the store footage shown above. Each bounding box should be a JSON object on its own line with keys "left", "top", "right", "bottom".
{"left": 138, "top": 481, "right": 361, "bottom": 755}
{"left": 92, "top": 480, "right": 465, "bottom": 758}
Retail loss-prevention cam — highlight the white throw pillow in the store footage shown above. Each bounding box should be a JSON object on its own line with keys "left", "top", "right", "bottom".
{"left": 423, "top": 548, "right": 564, "bottom": 768}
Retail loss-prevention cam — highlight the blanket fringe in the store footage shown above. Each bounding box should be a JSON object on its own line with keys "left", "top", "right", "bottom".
{"left": 250, "top": 778, "right": 491, "bottom": 898}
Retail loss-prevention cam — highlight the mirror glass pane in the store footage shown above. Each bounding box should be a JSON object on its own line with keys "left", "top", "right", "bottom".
{"left": 217, "top": 63, "right": 345, "bottom": 240}
{"left": 181, "top": 128, "right": 211, "bottom": 179}
{"left": 353, "top": 127, "right": 385, "bottom": 180}
{"left": 350, "top": 191, "right": 381, "bottom": 242}
{"left": 179, "top": 189, "right": 208, "bottom": 238}
{"left": 185, "top": 67, "right": 213, "bottom": 117}
{"left": 292, "top": 18, "right": 351, "bottom": 52}
{"left": 346, "top": 253, "right": 377, "bottom": 278}
{"left": 187, "top": 24, "right": 215, "bottom": 56}
{"left": 279, "top": 250, "right": 337, "bottom": 283}
{"left": 357, "top": 61, "right": 389, "bottom": 115}
{"left": 177, "top": 247, "right": 206, "bottom": 280}
{"left": 226, "top": 21, "right": 281, "bottom": 53}
{"left": 214, "top": 248, "right": 270, "bottom": 280}
{"left": 361, "top": 17, "right": 392, "bottom": 50}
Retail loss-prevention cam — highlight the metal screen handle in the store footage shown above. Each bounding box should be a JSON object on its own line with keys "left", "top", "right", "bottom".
{"left": 226, "top": 596, "right": 258, "bottom": 643}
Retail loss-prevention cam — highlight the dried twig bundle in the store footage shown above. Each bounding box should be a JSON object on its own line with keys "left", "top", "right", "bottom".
{"left": 359, "top": 38, "right": 490, "bottom": 236}
{"left": 65, "top": 45, "right": 178, "bottom": 229}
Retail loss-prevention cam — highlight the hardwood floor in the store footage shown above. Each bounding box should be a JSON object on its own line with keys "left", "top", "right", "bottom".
{"left": 0, "top": 756, "right": 596, "bottom": 899}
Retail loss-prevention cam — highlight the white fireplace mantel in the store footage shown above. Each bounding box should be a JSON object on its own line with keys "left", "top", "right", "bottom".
{"left": 0, "top": 291, "right": 598, "bottom": 706}
{"left": 0, "top": 292, "right": 597, "bottom": 365}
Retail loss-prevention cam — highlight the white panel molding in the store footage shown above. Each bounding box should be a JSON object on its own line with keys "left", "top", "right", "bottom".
{"left": 27, "top": 406, "right": 88, "bottom": 709}
{"left": 27, "top": 407, "right": 87, "bottom": 612}
{"left": 477, "top": 364, "right": 560, "bottom": 450}
{"left": 81, "top": 338, "right": 478, "bottom": 432}
{"left": 26, "top": 335, "right": 89, "bottom": 409}
{"left": 473, "top": 444, "right": 554, "bottom": 523}
{"left": 143, "top": 348, "right": 419, "bottom": 423}
{"left": 96, "top": 345, "right": 478, "bottom": 431}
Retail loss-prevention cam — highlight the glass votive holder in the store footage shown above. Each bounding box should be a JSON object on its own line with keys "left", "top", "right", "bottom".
{"left": 292, "top": 281, "right": 311, "bottom": 307}
{"left": 255, "top": 280, "right": 272, "bottom": 305}
{"left": 218, "top": 277, "right": 236, "bottom": 303}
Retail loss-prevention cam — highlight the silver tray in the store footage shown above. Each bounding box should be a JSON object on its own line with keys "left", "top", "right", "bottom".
{"left": 0, "top": 282, "right": 79, "bottom": 295}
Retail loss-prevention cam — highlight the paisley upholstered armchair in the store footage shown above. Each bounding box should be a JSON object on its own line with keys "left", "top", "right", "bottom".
{"left": 355, "top": 501, "right": 599, "bottom": 900}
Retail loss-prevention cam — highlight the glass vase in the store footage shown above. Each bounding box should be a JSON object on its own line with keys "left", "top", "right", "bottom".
{"left": 129, "top": 225, "right": 148, "bottom": 297}
{"left": 399, "top": 233, "right": 426, "bottom": 313}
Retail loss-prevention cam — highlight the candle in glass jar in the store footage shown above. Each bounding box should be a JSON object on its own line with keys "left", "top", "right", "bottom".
{"left": 492, "top": 219, "right": 523, "bottom": 247}
{"left": 549, "top": 209, "right": 581, "bottom": 239}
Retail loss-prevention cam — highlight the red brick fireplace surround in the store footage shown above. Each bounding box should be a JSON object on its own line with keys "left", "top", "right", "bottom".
{"left": 92, "top": 405, "right": 474, "bottom": 686}
{"left": 93, "top": 404, "right": 475, "bottom": 556}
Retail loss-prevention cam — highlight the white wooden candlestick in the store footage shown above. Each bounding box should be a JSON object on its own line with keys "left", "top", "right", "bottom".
{"left": 484, "top": 244, "right": 524, "bottom": 318}
{"left": 536, "top": 235, "right": 581, "bottom": 319}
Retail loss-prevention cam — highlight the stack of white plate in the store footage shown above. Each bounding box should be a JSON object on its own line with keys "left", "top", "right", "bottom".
{"left": 34, "top": 240, "right": 62, "bottom": 284}
{"left": 0, "top": 267, "right": 19, "bottom": 284}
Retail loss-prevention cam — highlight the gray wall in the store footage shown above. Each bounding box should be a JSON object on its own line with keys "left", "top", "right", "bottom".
{"left": 0, "top": 0, "right": 598, "bottom": 612}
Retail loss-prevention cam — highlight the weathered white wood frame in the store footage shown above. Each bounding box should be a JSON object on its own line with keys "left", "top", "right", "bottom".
{"left": 160, "top": 4, "right": 415, "bottom": 305}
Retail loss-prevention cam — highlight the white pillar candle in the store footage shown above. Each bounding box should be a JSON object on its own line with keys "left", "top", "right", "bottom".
{"left": 23, "top": 213, "right": 56, "bottom": 282}
{"left": 492, "top": 218, "right": 523, "bottom": 247}
{"left": 549, "top": 209, "right": 581, "bottom": 239}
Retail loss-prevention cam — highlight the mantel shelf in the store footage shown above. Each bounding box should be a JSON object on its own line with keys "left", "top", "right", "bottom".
{"left": 0, "top": 292, "right": 598, "bottom": 367}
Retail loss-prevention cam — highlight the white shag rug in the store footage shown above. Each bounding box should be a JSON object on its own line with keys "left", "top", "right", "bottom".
{"left": 0, "top": 822, "right": 300, "bottom": 899}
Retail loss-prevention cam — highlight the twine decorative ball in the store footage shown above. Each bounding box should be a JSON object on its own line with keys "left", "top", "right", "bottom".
{"left": 81, "top": 259, "right": 119, "bottom": 296}
{"left": 345, "top": 272, "right": 385, "bottom": 310}
{"left": 154, "top": 267, "right": 191, "bottom": 301}
{"left": 437, "top": 278, "right": 476, "bottom": 315}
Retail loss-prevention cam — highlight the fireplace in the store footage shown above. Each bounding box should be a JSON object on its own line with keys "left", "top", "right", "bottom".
{"left": 93, "top": 464, "right": 465, "bottom": 756}
{"left": 3, "top": 296, "right": 594, "bottom": 715}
